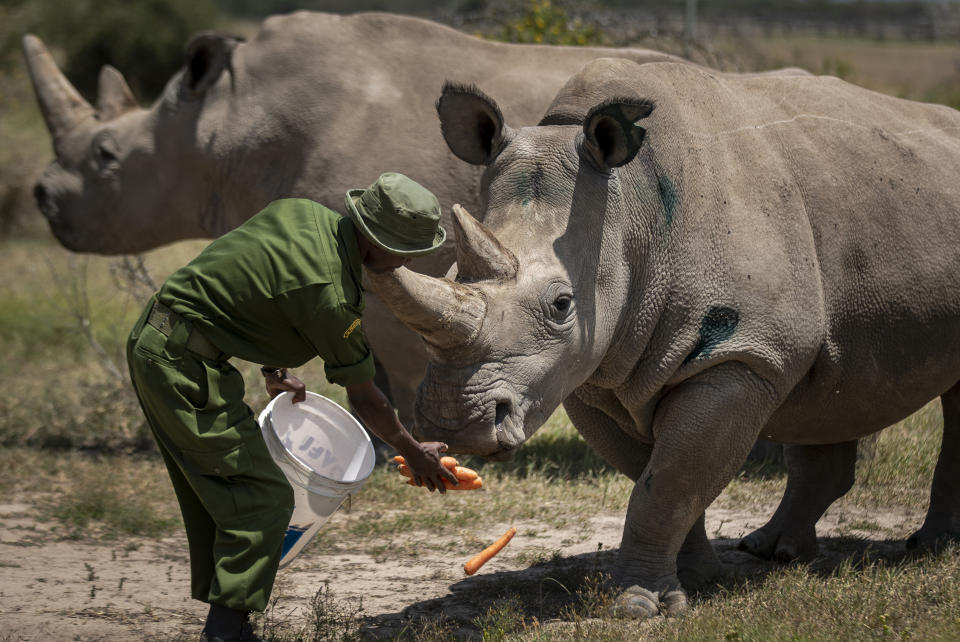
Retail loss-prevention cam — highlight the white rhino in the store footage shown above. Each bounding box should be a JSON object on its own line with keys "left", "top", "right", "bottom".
{"left": 366, "top": 58, "right": 960, "bottom": 617}
{"left": 23, "top": 11, "right": 681, "bottom": 429}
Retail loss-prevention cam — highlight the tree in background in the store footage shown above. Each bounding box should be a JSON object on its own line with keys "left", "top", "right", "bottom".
{"left": 3, "top": 0, "right": 217, "bottom": 102}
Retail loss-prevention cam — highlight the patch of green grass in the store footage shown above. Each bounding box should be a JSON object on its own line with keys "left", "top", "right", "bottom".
{"left": 647, "top": 547, "right": 960, "bottom": 642}
{"left": 475, "top": 596, "right": 527, "bottom": 641}
{"left": 0, "top": 289, "right": 89, "bottom": 360}
{"left": 854, "top": 401, "right": 942, "bottom": 507}
{"left": 52, "top": 481, "right": 177, "bottom": 539}
{"left": 0, "top": 449, "right": 180, "bottom": 538}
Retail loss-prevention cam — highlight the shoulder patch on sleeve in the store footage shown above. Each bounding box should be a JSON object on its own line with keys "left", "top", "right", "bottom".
{"left": 343, "top": 318, "right": 362, "bottom": 339}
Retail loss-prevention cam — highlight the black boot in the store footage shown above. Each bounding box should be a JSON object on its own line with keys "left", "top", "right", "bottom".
{"left": 200, "top": 604, "right": 263, "bottom": 642}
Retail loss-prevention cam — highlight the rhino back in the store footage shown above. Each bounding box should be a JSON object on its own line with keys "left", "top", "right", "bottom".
{"left": 616, "top": 62, "right": 960, "bottom": 442}
{"left": 211, "top": 11, "right": 681, "bottom": 262}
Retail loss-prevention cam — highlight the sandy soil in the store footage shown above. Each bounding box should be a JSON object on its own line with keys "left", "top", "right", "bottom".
{"left": 0, "top": 494, "right": 926, "bottom": 641}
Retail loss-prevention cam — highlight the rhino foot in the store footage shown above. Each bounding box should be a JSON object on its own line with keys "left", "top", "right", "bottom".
{"left": 677, "top": 544, "right": 721, "bottom": 590}
{"left": 608, "top": 586, "right": 689, "bottom": 620}
{"left": 906, "top": 528, "right": 960, "bottom": 553}
{"left": 739, "top": 525, "right": 818, "bottom": 562}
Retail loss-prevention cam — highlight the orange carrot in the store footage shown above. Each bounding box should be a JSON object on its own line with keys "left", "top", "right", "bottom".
{"left": 406, "top": 477, "right": 483, "bottom": 491}
{"left": 440, "top": 456, "right": 460, "bottom": 469}
{"left": 397, "top": 463, "right": 479, "bottom": 482}
{"left": 464, "top": 527, "right": 517, "bottom": 575}
{"left": 394, "top": 455, "right": 461, "bottom": 472}
{"left": 451, "top": 466, "right": 479, "bottom": 481}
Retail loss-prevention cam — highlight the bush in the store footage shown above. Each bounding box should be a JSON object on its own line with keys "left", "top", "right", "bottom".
{"left": 13, "top": 0, "right": 218, "bottom": 102}
{"left": 493, "top": 0, "right": 605, "bottom": 46}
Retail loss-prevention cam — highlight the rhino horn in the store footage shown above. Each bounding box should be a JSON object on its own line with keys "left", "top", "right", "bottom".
{"left": 452, "top": 204, "right": 518, "bottom": 282}
{"left": 22, "top": 34, "right": 94, "bottom": 150}
{"left": 365, "top": 267, "right": 485, "bottom": 350}
{"left": 96, "top": 65, "right": 138, "bottom": 121}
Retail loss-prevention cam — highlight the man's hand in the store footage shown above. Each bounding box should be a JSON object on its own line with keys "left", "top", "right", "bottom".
{"left": 262, "top": 367, "right": 306, "bottom": 403}
{"left": 401, "top": 441, "right": 459, "bottom": 493}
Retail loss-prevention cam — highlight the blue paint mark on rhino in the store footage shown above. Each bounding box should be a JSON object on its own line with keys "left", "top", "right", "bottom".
{"left": 657, "top": 174, "right": 677, "bottom": 227}
{"left": 515, "top": 166, "right": 545, "bottom": 208}
{"left": 683, "top": 306, "right": 739, "bottom": 365}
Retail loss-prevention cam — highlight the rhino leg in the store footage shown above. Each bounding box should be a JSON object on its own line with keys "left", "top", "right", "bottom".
{"left": 739, "top": 439, "right": 857, "bottom": 561}
{"left": 908, "top": 381, "right": 960, "bottom": 551}
{"left": 676, "top": 513, "right": 721, "bottom": 591}
{"left": 565, "top": 391, "right": 721, "bottom": 590}
{"left": 612, "top": 363, "right": 778, "bottom": 619}
{"left": 564, "top": 388, "right": 651, "bottom": 479}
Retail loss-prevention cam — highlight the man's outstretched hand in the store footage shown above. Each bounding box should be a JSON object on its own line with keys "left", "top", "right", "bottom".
{"left": 401, "top": 441, "right": 459, "bottom": 493}
{"left": 263, "top": 367, "right": 306, "bottom": 403}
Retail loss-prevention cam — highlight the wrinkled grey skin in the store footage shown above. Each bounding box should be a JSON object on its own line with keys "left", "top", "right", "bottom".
{"left": 23, "top": 12, "right": 681, "bottom": 429}
{"left": 366, "top": 58, "right": 960, "bottom": 618}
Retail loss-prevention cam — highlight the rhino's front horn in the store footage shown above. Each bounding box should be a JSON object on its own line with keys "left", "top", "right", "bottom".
{"left": 452, "top": 204, "right": 518, "bottom": 282}
{"left": 365, "top": 267, "right": 485, "bottom": 350}
{"left": 22, "top": 34, "right": 95, "bottom": 151}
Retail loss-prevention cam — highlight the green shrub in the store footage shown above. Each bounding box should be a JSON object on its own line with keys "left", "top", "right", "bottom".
{"left": 493, "top": 0, "right": 605, "bottom": 46}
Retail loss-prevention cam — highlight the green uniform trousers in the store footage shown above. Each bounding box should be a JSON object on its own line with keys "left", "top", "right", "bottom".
{"left": 126, "top": 299, "right": 294, "bottom": 612}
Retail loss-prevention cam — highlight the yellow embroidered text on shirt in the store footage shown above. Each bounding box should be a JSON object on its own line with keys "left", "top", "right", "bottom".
{"left": 343, "top": 318, "right": 362, "bottom": 339}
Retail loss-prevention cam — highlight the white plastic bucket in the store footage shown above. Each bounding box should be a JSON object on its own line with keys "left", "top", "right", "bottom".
{"left": 258, "top": 391, "right": 375, "bottom": 568}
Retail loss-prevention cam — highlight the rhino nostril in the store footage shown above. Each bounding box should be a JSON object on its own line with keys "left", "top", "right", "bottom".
{"left": 495, "top": 400, "right": 511, "bottom": 427}
{"left": 33, "top": 183, "right": 47, "bottom": 205}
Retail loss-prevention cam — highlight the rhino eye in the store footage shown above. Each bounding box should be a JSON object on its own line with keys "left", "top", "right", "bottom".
{"left": 91, "top": 132, "right": 120, "bottom": 174}
{"left": 97, "top": 143, "right": 117, "bottom": 163}
{"left": 542, "top": 281, "right": 575, "bottom": 324}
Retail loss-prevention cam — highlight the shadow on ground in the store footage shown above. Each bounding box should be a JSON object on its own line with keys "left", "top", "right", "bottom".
{"left": 358, "top": 534, "right": 921, "bottom": 639}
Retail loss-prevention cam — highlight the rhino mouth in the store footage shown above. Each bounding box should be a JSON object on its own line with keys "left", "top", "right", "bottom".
{"left": 414, "top": 392, "right": 526, "bottom": 457}
{"left": 33, "top": 183, "right": 86, "bottom": 251}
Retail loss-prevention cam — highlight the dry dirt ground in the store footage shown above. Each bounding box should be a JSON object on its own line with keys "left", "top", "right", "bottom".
{"left": 0, "top": 492, "right": 926, "bottom": 641}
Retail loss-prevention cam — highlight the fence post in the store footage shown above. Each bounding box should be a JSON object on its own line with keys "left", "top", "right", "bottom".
{"left": 685, "top": 0, "right": 698, "bottom": 41}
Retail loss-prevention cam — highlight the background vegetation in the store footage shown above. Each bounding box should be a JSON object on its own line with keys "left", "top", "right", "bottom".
{"left": 2, "top": 0, "right": 960, "bottom": 639}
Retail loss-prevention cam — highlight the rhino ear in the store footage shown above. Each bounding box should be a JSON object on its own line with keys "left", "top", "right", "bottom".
{"left": 182, "top": 32, "right": 243, "bottom": 96}
{"left": 437, "top": 82, "right": 513, "bottom": 166}
{"left": 96, "top": 65, "right": 137, "bottom": 121}
{"left": 581, "top": 98, "right": 654, "bottom": 171}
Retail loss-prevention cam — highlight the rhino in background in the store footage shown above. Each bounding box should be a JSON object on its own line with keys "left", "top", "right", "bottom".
{"left": 366, "top": 58, "right": 960, "bottom": 617}
{"left": 22, "top": 11, "right": 682, "bottom": 430}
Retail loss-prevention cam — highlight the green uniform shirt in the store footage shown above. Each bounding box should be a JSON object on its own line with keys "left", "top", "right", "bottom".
{"left": 158, "top": 198, "right": 375, "bottom": 387}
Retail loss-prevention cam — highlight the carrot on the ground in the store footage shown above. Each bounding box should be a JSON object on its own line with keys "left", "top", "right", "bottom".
{"left": 463, "top": 527, "right": 517, "bottom": 575}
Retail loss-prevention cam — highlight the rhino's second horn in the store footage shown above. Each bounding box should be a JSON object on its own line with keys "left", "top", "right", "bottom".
{"left": 452, "top": 204, "right": 518, "bottom": 282}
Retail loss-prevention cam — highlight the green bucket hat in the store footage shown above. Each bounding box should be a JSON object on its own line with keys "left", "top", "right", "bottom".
{"left": 344, "top": 172, "right": 446, "bottom": 257}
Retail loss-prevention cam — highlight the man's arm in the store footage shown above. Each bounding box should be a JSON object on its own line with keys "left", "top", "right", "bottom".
{"left": 346, "top": 378, "right": 458, "bottom": 492}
